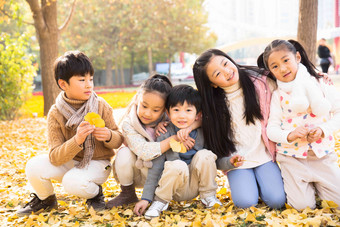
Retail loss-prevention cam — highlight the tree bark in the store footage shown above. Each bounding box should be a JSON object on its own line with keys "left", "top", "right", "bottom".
{"left": 168, "top": 54, "right": 172, "bottom": 82}
{"left": 129, "top": 51, "right": 134, "bottom": 84}
{"left": 26, "top": 0, "right": 76, "bottom": 115}
{"left": 147, "top": 47, "right": 153, "bottom": 74}
{"left": 115, "top": 58, "right": 119, "bottom": 85}
{"left": 26, "top": 0, "right": 60, "bottom": 115}
{"left": 105, "top": 58, "right": 113, "bottom": 86}
{"left": 297, "top": 0, "right": 318, "bottom": 65}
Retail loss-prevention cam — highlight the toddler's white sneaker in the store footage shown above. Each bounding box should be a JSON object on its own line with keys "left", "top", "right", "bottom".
{"left": 145, "top": 200, "right": 169, "bottom": 219}
{"left": 201, "top": 195, "right": 222, "bottom": 208}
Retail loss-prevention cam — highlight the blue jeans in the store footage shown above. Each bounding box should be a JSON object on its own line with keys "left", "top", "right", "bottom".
{"left": 227, "top": 161, "right": 286, "bottom": 209}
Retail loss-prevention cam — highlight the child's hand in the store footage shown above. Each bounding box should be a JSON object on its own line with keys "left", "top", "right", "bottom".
{"left": 93, "top": 127, "right": 111, "bottom": 141}
{"left": 155, "top": 121, "right": 169, "bottom": 137}
{"left": 307, "top": 127, "right": 324, "bottom": 143}
{"left": 134, "top": 200, "right": 149, "bottom": 216}
{"left": 287, "top": 126, "right": 309, "bottom": 142}
{"left": 230, "top": 155, "right": 244, "bottom": 167}
{"left": 182, "top": 137, "right": 195, "bottom": 150}
{"left": 177, "top": 126, "right": 192, "bottom": 142}
{"left": 319, "top": 72, "right": 333, "bottom": 85}
{"left": 75, "top": 121, "right": 95, "bottom": 145}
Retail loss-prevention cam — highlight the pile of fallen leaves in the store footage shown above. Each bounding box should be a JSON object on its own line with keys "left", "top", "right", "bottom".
{"left": 1, "top": 118, "right": 340, "bottom": 226}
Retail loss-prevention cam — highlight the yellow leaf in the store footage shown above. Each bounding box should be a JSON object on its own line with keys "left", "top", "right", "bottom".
{"left": 57, "top": 200, "right": 67, "bottom": 206}
{"left": 84, "top": 112, "right": 105, "bottom": 127}
{"left": 114, "top": 212, "right": 126, "bottom": 222}
{"left": 321, "top": 200, "right": 339, "bottom": 208}
{"left": 192, "top": 219, "right": 202, "bottom": 227}
{"left": 245, "top": 213, "right": 256, "bottom": 222}
{"left": 193, "top": 208, "right": 204, "bottom": 215}
{"left": 123, "top": 209, "right": 134, "bottom": 216}
{"left": 89, "top": 206, "right": 98, "bottom": 218}
{"left": 37, "top": 213, "right": 46, "bottom": 222}
{"left": 92, "top": 118, "right": 105, "bottom": 128}
{"left": 217, "top": 187, "right": 227, "bottom": 195}
{"left": 170, "top": 138, "right": 187, "bottom": 153}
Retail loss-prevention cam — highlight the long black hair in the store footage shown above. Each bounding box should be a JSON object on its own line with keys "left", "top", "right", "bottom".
{"left": 193, "top": 49, "right": 264, "bottom": 158}
{"left": 257, "top": 39, "right": 321, "bottom": 80}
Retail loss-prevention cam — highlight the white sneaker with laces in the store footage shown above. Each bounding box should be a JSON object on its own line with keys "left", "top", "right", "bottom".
{"left": 201, "top": 195, "right": 222, "bottom": 208}
{"left": 145, "top": 200, "right": 169, "bottom": 219}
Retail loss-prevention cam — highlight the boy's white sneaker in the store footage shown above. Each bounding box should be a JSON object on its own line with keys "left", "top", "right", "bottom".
{"left": 145, "top": 200, "right": 169, "bottom": 219}
{"left": 201, "top": 195, "right": 222, "bottom": 208}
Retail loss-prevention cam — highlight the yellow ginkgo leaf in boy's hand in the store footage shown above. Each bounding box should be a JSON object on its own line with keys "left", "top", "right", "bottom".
{"left": 84, "top": 112, "right": 100, "bottom": 123}
{"left": 92, "top": 118, "right": 105, "bottom": 128}
{"left": 84, "top": 112, "right": 105, "bottom": 128}
{"left": 170, "top": 138, "right": 187, "bottom": 153}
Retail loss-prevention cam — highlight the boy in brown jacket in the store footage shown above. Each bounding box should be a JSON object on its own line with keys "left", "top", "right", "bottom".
{"left": 17, "top": 51, "right": 124, "bottom": 216}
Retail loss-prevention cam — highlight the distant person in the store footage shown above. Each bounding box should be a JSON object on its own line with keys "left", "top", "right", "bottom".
{"left": 17, "top": 51, "right": 124, "bottom": 216}
{"left": 317, "top": 38, "right": 333, "bottom": 73}
{"left": 259, "top": 39, "right": 340, "bottom": 210}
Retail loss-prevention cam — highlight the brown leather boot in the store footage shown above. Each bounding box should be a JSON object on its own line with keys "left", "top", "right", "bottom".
{"left": 86, "top": 185, "right": 106, "bottom": 211}
{"left": 17, "top": 193, "right": 57, "bottom": 216}
{"left": 106, "top": 184, "right": 139, "bottom": 208}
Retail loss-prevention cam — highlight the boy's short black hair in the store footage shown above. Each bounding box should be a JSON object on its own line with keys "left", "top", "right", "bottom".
{"left": 54, "top": 50, "right": 94, "bottom": 88}
{"left": 166, "top": 84, "right": 202, "bottom": 113}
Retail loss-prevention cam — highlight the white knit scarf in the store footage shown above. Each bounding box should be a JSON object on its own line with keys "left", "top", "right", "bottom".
{"left": 55, "top": 91, "right": 99, "bottom": 168}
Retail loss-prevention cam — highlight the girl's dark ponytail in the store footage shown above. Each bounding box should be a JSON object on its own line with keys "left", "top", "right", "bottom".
{"left": 257, "top": 53, "right": 266, "bottom": 69}
{"left": 288, "top": 40, "right": 320, "bottom": 78}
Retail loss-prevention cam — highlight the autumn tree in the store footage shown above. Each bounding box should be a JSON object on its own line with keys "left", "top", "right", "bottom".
{"left": 24, "top": 0, "right": 76, "bottom": 115}
{"left": 60, "top": 0, "right": 140, "bottom": 86}
{"left": 297, "top": 0, "right": 318, "bottom": 64}
{"left": 156, "top": 0, "right": 216, "bottom": 77}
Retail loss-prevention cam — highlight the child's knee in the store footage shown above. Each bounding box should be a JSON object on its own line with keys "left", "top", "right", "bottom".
{"left": 263, "top": 192, "right": 286, "bottom": 209}
{"left": 233, "top": 195, "right": 258, "bottom": 209}
{"left": 115, "top": 147, "right": 136, "bottom": 169}
{"left": 195, "top": 149, "right": 217, "bottom": 163}
{"left": 62, "top": 171, "right": 98, "bottom": 199}
{"left": 289, "top": 199, "right": 315, "bottom": 211}
{"left": 25, "top": 154, "right": 49, "bottom": 176}
{"left": 164, "top": 160, "right": 187, "bottom": 175}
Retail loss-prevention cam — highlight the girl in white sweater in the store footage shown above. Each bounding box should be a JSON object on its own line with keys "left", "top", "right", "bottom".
{"left": 258, "top": 39, "right": 340, "bottom": 210}
{"left": 106, "top": 74, "right": 173, "bottom": 207}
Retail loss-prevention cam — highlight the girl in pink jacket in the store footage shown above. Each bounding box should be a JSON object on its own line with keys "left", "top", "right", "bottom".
{"left": 193, "top": 49, "right": 286, "bottom": 209}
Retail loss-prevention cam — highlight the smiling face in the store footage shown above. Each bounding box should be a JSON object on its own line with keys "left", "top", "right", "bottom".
{"left": 205, "top": 55, "right": 240, "bottom": 88}
{"left": 267, "top": 49, "right": 301, "bottom": 82}
{"left": 168, "top": 101, "right": 198, "bottom": 129}
{"left": 137, "top": 91, "right": 166, "bottom": 125}
{"left": 58, "top": 73, "right": 93, "bottom": 100}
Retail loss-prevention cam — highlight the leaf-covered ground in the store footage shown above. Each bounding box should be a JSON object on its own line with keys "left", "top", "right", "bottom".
{"left": 1, "top": 118, "right": 340, "bottom": 226}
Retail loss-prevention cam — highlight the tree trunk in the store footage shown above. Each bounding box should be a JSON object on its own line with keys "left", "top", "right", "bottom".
{"left": 120, "top": 62, "right": 125, "bottom": 86}
{"left": 105, "top": 59, "right": 113, "bottom": 86}
{"left": 115, "top": 58, "right": 119, "bottom": 85}
{"left": 297, "top": 0, "right": 318, "bottom": 65}
{"left": 147, "top": 47, "right": 153, "bottom": 74}
{"left": 39, "top": 33, "right": 60, "bottom": 116}
{"left": 26, "top": 0, "right": 76, "bottom": 115}
{"left": 129, "top": 51, "right": 134, "bottom": 84}
{"left": 27, "top": 0, "right": 60, "bottom": 115}
{"left": 168, "top": 54, "right": 172, "bottom": 82}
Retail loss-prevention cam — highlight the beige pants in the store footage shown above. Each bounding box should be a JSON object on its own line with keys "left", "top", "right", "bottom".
{"left": 25, "top": 154, "right": 111, "bottom": 200}
{"left": 112, "top": 146, "right": 148, "bottom": 188}
{"left": 277, "top": 151, "right": 340, "bottom": 210}
{"left": 155, "top": 149, "right": 218, "bottom": 202}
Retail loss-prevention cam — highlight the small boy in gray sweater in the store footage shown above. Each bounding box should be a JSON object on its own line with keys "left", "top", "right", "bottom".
{"left": 133, "top": 85, "right": 243, "bottom": 219}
